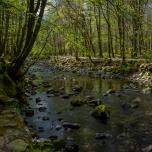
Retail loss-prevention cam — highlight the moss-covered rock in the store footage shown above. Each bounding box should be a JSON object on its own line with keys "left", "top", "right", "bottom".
{"left": 0, "top": 109, "right": 25, "bottom": 129}
{"left": 7, "top": 139, "right": 28, "bottom": 152}
{"left": 70, "top": 99, "right": 84, "bottom": 107}
{"left": 0, "top": 95, "right": 17, "bottom": 104}
{"left": 91, "top": 104, "right": 111, "bottom": 120}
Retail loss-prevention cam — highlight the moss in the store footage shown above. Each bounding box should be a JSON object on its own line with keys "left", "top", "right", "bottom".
{"left": 71, "top": 99, "right": 84, "bottom": 107}
{"left": 92, "top": 104, "right": 111, "bottom": 120}
{"left": 0, "top": 94, "right": 12, "bottom": 103}
{"left": 144, "top": 71, "right": 151, "bottom": 76}
{"left": 0, "top": 110, "right": 25, "bottom": 128}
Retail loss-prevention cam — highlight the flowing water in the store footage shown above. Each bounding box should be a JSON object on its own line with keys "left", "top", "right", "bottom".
{"left": 24, "top": 64, "right": 152, "bottom": 152}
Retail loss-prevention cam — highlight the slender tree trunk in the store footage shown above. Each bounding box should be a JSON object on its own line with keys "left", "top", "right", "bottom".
{"left": 94, "top": 5, "right": 103, "bottom": 58}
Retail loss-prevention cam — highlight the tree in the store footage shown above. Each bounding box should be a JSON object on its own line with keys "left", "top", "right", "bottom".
{"left": 0, "top": 0, "right": 47, "bottom": 79}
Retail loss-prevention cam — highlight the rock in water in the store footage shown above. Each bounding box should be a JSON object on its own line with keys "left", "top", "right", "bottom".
{"left": 55, "top": 125, "right": 62, "bottom": 130}
{"left": 91, "top": 104, "right": 111, "bottom": 121}
{"left": 42, "top": 116, "right": 50, "bottom": 121}
{"left": 62, "top": 122, "right": 81, "bottom": 129}
{"left": 121, "top": 103, "right": 131, "bottom": 110}
{"left": 39, "top": 107, "right": 47, "bottom": 112}
{"left": 103, "top": 89, "right": 115, "bottom": 96}
{"left": 72, "top": 86, "right": 83, "bottom": 93}
{"left": 36, "top": 97, "right": 41, "bottom": 103}
{"left": 70, "top": 99, "right": 83, "bottom": 107}
{"left": 62, "top": 94, "right": 70, "bottom": 99}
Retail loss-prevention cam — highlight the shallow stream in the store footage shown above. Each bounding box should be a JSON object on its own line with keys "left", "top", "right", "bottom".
{"left": 24, "top": 64, "right": 152, "bottom": 152}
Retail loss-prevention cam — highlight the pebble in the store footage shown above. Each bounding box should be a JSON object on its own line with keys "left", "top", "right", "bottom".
{"left": 36, "top": 97, "right": 41, "bottom": 103}
{"left": 55, "top": 125, "right": 62, "bottom": 130}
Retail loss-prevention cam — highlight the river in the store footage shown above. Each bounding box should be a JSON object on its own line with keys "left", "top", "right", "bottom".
{"left": 23, "top": 64, "right": 152, "bottom": 152}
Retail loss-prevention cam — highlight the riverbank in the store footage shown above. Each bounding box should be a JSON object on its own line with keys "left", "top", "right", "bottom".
{"left": 46, "top": 56, "right": 152, "bottom": 90}
{"left": 0, "top": 73, "right": 31, "bottom": 152}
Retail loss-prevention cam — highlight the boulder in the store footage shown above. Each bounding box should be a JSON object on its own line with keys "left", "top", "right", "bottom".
{"left": 91, "top": 104, "right": 111, "bottom": 120}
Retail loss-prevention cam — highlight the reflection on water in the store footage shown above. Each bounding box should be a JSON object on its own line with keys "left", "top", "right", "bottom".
{"left": 24, "top": 65, "right": 152, "bottom": 152}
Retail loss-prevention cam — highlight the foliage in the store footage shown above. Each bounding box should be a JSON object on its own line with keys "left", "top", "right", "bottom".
{"left": 145, "top": 50, "right": 152, "bottom": 63}
{"left": 31, "top": 0, "right": 152, "bottom": 62}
